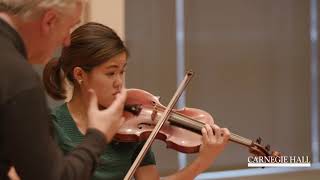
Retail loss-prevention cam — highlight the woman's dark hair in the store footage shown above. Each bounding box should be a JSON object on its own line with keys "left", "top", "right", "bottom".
{"left": 43, "top": 22, "right": 128, "bottom": 100}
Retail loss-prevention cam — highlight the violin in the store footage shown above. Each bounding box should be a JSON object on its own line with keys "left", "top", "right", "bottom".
{"left": 117, "top": 88, "right": 281, "bottom": 157}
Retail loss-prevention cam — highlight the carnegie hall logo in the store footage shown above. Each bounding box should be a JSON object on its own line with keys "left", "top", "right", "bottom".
{"left": 248, "top": 156, "right": 311, "bottom": 167}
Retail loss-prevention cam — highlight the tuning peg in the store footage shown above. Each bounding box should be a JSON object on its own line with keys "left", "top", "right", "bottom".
{"left": 256, "top": 137, "right": 262, "bottom": 144}
{"left": 265, "top": 144, "right": 270, "bottom": 151}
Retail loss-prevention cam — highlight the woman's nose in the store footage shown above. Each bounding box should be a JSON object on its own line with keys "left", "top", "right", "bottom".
{"left": 114, "top": 74, "right": 123, "bottom": 89}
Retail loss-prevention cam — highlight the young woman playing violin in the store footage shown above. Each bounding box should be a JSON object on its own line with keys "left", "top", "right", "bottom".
{"left": 42, "top": 22, "right": 230, "bottom": 180}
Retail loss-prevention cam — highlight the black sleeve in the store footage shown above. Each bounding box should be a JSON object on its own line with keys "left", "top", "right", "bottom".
{"left": 1, "top": 86, "right": 106, "bottom": 180}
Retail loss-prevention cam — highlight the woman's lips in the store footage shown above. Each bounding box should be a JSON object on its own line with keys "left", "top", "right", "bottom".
{"left": 112, "top": 91, "right": 120, "bottom": 96}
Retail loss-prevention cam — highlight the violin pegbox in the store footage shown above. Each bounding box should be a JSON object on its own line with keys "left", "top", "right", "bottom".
{"left": 265, "top": 144, "right": 271, "bottom": 151}
{"left": 249, "top": 137, "right": 282, "bottom": 158}
{"left": 256, "top": 137, "right": 262, "bottom": 144}
{"left": 249, "top": 137, "right": 271, "bottom": 156}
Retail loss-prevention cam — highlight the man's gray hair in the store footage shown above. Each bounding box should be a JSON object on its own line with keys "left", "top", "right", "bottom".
{"left": 0, "top": 0, "right": 83, "bottom": 19}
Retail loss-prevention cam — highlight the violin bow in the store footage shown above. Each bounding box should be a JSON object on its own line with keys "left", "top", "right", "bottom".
{"left": 124, "top": 71, "right": 194, "bottom": 180}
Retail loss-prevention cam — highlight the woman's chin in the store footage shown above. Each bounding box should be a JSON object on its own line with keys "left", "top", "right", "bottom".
{"left": 98, "top": 98, "right": 114, "bottom": 110}
{"left": 98, "top": 102, "right": 113, "bottom": 110}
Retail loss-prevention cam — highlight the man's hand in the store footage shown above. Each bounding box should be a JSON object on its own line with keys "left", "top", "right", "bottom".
{"left": 8, "top": 167, "right": 20, "bottom": 180}
{"left": 87, "top": 88, "right": 127, "bottom": 143}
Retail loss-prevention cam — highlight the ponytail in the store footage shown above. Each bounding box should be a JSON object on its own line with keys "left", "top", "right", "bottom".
{"left": 43, "top": 58, "right": 67, "bottom": 100}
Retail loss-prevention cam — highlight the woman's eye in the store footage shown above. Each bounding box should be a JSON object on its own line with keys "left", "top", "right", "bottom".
{"left": 120, "top": 70, "right": 126, "bottom": 75}
{"left": 106, "top": 72, "right": 115, "bottom": 76}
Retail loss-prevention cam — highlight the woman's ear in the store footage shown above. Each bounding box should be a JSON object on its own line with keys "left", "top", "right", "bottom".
{"left": 73, "top": 67, "right": 86, "bottom": 85}
{"left": 40, "top": 9, "right": 58, "bottom": 34}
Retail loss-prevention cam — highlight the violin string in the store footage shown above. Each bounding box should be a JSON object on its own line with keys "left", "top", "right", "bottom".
{"left": 155, "top": 105, "right": 253, "bottom": 146}
{"left": 169, "top": 112, "right": 253, "bottom": 146}
{"left": 229, "top": 133, "right": 252, "bottom": 146}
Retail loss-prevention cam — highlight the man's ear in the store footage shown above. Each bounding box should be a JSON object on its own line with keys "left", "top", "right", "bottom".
{"left": 40, "top": 9, "right": 58, "bottom": 34}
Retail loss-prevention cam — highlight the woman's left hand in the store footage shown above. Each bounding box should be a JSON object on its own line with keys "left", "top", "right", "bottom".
{"left": 157, "top": 124, "right": 230, "bottom": 180}
{"left": 197, "top": 124, "right": 230, "bottom": 170}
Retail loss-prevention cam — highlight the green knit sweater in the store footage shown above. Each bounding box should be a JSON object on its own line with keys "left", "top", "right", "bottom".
{"left": 51, "top": 103, "right": 156, "bottom": 180}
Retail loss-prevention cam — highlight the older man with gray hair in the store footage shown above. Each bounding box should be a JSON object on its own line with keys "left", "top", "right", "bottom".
{"left": 0, "top": 0, "right": 127, "bottom": 180}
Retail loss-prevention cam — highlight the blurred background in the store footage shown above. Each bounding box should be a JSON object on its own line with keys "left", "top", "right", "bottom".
{"left": 37, "top": 0, "right": 320, "bottom": 179}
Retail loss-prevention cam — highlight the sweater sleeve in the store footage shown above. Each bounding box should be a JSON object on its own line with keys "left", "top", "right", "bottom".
{"left": 1, "top": 86, "right": 106, "bottom": 180}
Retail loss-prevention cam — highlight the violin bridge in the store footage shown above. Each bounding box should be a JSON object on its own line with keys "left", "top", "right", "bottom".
{"left": 151, "top": 106, "right": 158, "bottom": 121}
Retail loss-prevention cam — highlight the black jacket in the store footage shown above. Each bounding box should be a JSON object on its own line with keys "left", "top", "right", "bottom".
{"left": 0, "top": 18, "right": 106, "bottom": 180}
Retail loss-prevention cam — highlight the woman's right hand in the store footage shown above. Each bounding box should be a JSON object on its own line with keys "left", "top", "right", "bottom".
{"left": 87, "top": 88, "right": 127, "bottom": 143}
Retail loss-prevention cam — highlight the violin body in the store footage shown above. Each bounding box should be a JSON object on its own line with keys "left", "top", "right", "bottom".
{"left": 115, "top": 88, "right": 214, "bottom": 153}
{"left": 121, "top": 73, "right": 281, "bottom": 180}
{"left": 116, "top": 88, "right": 281, "bottom": 157}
